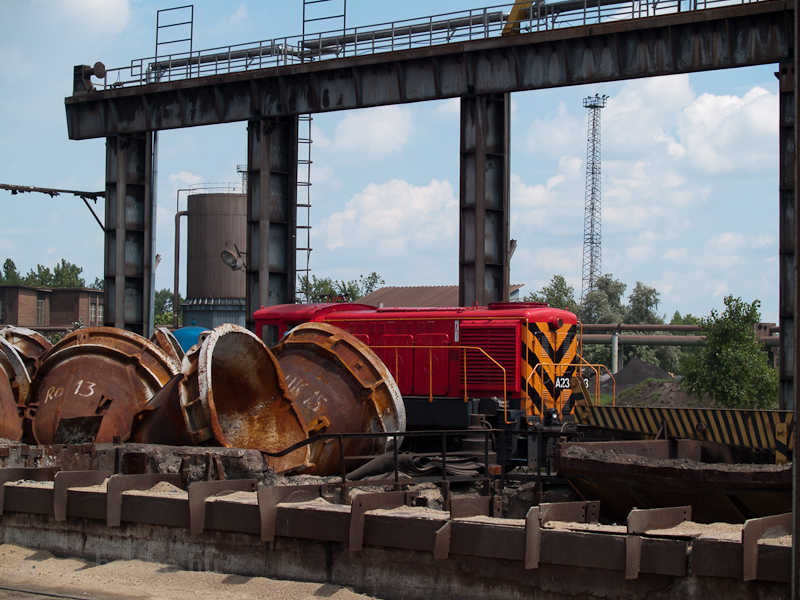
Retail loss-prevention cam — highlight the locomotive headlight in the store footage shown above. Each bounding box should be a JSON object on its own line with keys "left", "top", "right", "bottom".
{"left": 548, "top": 316, "right": 564, "bottom": 330}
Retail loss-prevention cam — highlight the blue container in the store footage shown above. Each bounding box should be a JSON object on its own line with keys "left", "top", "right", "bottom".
{"left": 172, "top": 325, "right": 211, "bottom": 352}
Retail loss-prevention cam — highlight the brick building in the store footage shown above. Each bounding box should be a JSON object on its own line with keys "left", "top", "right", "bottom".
{"left": 0, "top": 285, "right": 104, "bottom": 332}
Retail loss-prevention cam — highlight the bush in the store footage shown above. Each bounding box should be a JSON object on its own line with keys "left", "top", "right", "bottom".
{"left": 680, "top": 296, "right": 778, "bottom": 409}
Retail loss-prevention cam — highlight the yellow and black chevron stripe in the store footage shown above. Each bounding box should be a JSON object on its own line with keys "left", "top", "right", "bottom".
{"left": 573, "top": 405, "right": 794, "bottom": 462}
{"left": 521, "top": 322, "right": 578, "bottom": 419}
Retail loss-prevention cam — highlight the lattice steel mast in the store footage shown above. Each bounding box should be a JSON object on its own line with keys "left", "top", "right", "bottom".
{"left": 581, "top": 94, "right": 608, "bottom": 301}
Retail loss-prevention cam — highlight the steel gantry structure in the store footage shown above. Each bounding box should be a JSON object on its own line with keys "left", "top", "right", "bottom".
{"left": 61, "top": 0, "right": 799, "bottom": 590}
{"left": 65, "top": 0, "right": 793, "bottom": 328}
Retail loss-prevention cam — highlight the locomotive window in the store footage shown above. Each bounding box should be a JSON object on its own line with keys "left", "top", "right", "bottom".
{"left": 261, "top": 325, "right": 279, "bottom": 348}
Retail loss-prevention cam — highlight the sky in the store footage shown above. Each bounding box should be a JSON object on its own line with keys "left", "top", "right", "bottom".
{"left": 0, "top": 0, "right": 781, "bottom": 323}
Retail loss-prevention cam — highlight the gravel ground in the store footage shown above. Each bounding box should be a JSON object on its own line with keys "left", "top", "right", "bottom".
{"left": 0, "top": 544, "right": 380, "bottom": 600}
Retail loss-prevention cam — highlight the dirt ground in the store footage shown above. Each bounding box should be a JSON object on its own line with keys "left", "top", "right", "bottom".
{"left": 614, "top": 379, "right": 715, "bottom": 409}
{"left": 596, "top": 357, "right": 717, "bottom": 409}
{"left": 0, "top": 543, "right": 378, "bottom": 600}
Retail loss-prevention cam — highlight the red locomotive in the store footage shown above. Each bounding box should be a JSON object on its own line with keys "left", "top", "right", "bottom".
{"left": 254, "top": 302, "right": 583, "bottom": 437}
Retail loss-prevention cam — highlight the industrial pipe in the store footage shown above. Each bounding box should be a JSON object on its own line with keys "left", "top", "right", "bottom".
{"left": 581, "top": 324, "right": 704, "bottom": 333}
{"left": 580, "top": 334, "right": 780, "bottom": 347}
{"left": 173, "top": 210, "right": 188, "bottom": 329}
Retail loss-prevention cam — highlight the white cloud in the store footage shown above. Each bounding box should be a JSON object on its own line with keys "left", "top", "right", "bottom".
{"left": 317, "top": 179, "right": 457, "bottom": 254}
{"left": 708, "top": 232, "right": 746, "bottom": 253}
{"left": 311, "top": 124, "right": 331, "bottom": 148}
{"left": 56, "top": 0, "right": 132, "bottom": 36}
{"left": 169, "top": 171, "right": 204, "bottom": 188}
{"left": 524, "top": 102, "right": 584, "bottom": 158}
{"left": 431, "top": 98, "right": 460, "bottom": 120}
{"left": 625, "top": 245, "right": 655, "bottom": 262}
{"left": 228, "top": 4, "right": 248, "bottom": 25}
{"left": 677, "top": 87, "right": 777, "bottom": 173}
{"left": 332, "top": 106, "right": 413, "bottom": 158}
{"left": 663, "top": 248, "right": 688, "bottom": 261}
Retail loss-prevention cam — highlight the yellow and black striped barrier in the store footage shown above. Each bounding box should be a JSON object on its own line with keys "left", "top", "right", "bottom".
{"left": 573, "top": 404, "right": 794, "bottom": 464}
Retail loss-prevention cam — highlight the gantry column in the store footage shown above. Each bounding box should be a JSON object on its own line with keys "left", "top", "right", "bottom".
{"left": 245, "top": 117, "right": 299, "bottom": 331}
{"left": 778, "top": 63, "right": 795, "bottom": 412}
{"left": 459, "top": 93, "right": 511, "bottom": 307}
{"left": 104, "top": 132, "right": 156, "bottom": 336}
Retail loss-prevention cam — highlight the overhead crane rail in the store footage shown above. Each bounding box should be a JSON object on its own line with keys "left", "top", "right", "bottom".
{"left": 94, "top": 0, "right": 770, "bottom": 89}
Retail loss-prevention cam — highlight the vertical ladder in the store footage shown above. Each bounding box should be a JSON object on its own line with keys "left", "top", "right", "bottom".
{"left": 154, "top": 6, "right": 194, "bottom": 81}
{"left": 302, "top": 0, "right": 346, "bottom": 60}
{"left": 296, "top": 115, "right": 313, "bottom": 303}
{"left": 295, "top": 2, "right": 346, "bottom": 302}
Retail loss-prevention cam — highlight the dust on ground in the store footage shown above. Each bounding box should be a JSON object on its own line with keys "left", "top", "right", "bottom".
{"left": 0, "top": 543, "right": 380, "bottom": 600}
{"left": 614, "top": 379, "right": 716, "bottom": 409}
{"left": 560, "top": 445, "right": 791, "bottom": 472}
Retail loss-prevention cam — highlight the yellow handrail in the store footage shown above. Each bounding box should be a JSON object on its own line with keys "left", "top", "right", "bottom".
{"left": 527, "top": 360, "right": 616, "bottom": 411}
{"left": 369, "top": 344, "right": 511, "bottom": 423}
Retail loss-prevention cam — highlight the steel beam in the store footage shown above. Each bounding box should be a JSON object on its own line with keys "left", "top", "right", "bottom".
{"left": 792, "top": 6, "right": 800, "bottom": 597}
{"left": 778, "top": 63, "right": 795, "bottom": 412}
{"left": 245, "top": 117, "right": 298, "bottom": 331}
{"left": 103, "top": 133, "right": 155, "bottom": 336}
{"left": 459, "top": 93, "right": 510, "bottom": 307}
{"left": 65, "top": 3, "right": 792, "bottom": 139}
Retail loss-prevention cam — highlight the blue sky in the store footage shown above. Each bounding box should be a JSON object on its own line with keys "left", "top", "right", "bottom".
{"left": 0, "top": 1, "right": 780, "bottom": 323}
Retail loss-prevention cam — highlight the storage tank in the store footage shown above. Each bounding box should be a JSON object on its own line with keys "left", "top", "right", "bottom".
{"left": 183, "top": 192, "right": 246, "bottom": 328}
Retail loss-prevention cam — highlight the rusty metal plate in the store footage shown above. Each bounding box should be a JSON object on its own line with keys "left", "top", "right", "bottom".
{"left": 555, "top": 441, "right": 791, "bottom": 523}
{"left": 349, "top": 490, "right": 412, "bottom": 551}
{"left": 258, "top": 484, "right": 323, "bottom": 542}
{"left": 128, "top": 374, "right": 195, "bottom": 446}
{"left": 188, "top": 479, "right": 257, "bottom": 534}
{"left": 0, "top": 326, "right": 52, "bottom": 376}
{"left": 53, "top": 470, "right": 113, "bottom": 521}
{"left": 25, "top": 327, "right": 180, "bottom": 445}
{"left": 179, "top": 324, "right": 310, "bottom": 474}
{"left": 627, "top": 506, "right": 691, "bottom": 534}
{"left": 0, "top": 466, "right": 60, "bottom": 515}
{"left": 274, "top": 322, "right": 406, "bottom": 476}
{"left": 0, "top": 336, "right": 31, "bottom": 409}
{"left": 106, "top": 473, "right": 183, "bottom": 526}
{"left": 743, "top": 512, "right": 791, "bottom": 581}
{"left": 539, "top": 501, "right": 601, "bottom": 525}
{"left": 0, "top": 365, "right": 22, "bottom": 441}
{"left": 149, "top": 326, "right": 184, "bottom": 368}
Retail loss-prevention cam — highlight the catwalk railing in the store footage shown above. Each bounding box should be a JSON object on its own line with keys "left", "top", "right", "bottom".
{"left": 94, "top": 0, "right": 772, "bottom": 89}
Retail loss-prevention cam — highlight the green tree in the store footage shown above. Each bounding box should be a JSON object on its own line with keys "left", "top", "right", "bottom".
{"left": 669, "top": 310, "right": 702, "bottom": 369}
{"left": 670, "top": 310, "right": 700, "bottom": 326}
{"left": 154, "top": 288, "right": 184, "bottom": 326}
{"left": 23, "top": 265, "right": 54, "bottom": 287}
{"left": 88, "top": 277, "right": 104, "bottom": 291}
{"left": 579, "top": 274, "right": 626, "bottom": 324}
{"left": 625, "top": 283, "right": 680, "bottom": 373}
{"left": 680, "top": 295, "right": 778, "bottom": 409}
{"left": 0, "top": 259, "right": 22, "bottom": 284}
{"left": 52, "top": 259, "right": 85, "bottom": 287}
{"left": 625, "top": 282, "right": 661, "bottom": 324}
{"left": 298, "top": 272, "right": 384, "bottom": 303}
{"left": 524, "top": 275, "right": 578, "bottom": 312}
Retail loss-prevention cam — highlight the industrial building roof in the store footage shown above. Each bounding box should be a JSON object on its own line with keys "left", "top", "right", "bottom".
{"left": 358, "top": 285, "right": 524, "bottom": 308}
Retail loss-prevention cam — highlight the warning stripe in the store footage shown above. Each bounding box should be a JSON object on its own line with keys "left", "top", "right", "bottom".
{"left": 521, "top": 322, "right": 577, "bottom": 418}
{"left": 575, "top": 405, "right": 793, "bottom": 451}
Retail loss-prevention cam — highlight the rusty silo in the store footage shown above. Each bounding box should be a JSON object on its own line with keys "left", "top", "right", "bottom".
{"left": 182, "top": 192, "right": 246, "bottom": 328}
